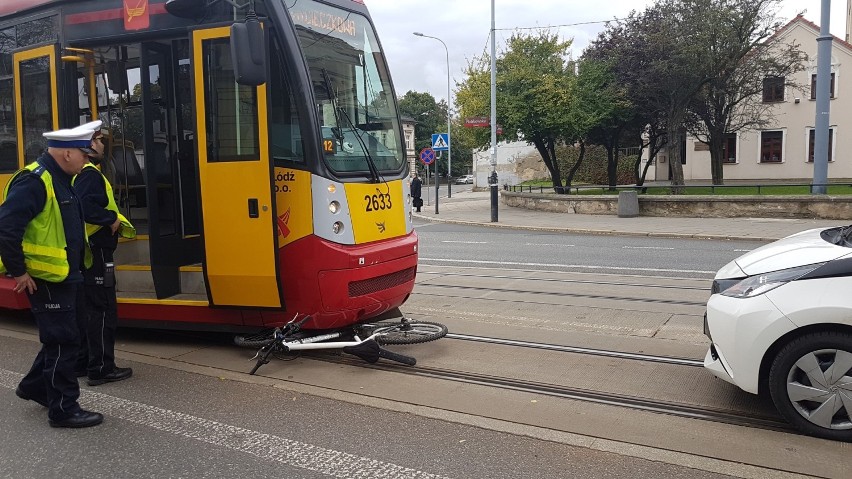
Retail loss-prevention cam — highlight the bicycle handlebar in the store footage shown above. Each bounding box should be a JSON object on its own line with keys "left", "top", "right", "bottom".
{"left": 377, "top": 347, "right": 417, "bottom": 366}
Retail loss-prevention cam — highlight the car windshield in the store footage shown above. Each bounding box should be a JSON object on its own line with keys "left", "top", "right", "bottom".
{"left": 822, "top": 225, "right": 852, "bottom": 247}
{"left": 286, "top": 0, "right": 405, "bottom": 176}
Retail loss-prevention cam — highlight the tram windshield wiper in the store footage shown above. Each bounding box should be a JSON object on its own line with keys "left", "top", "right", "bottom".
{"left": 336, "top": 104, "right": 383, "bottom": 184}
{"left": 319, "top": 68, "right": 382, "bottom": 183}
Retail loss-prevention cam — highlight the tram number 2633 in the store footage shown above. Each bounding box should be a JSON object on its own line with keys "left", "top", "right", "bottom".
{"left": 365, "top": 190, "right": 393, "bottom": 212}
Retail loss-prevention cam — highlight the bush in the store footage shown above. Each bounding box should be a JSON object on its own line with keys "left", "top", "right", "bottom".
{"left": 556, "top": 145, "right": 636, "bottom": 185}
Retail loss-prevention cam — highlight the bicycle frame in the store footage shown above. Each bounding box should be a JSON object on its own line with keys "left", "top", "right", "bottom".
{"left": 242, "top": 315, "right": 448, "bottom": 374}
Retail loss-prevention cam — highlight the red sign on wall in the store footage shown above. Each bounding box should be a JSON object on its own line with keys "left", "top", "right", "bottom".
{"left": 464, "top": 116, "right": 503, "bottom": 134}
{"left": 464, "top": 117, "right": 490, "bottom": 128}
{"left": 124, "top": 0, "right": 150, "bottom": 31}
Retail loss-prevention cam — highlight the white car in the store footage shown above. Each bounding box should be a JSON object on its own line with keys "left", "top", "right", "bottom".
{"left": 455, "top": 174, "right": 474, "bottom": 184}
{"left": 704, "top": 226, "right": 852, "bottom": 441}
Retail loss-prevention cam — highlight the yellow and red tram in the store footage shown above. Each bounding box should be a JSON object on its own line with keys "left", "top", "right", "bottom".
{"left": 0, "top": 0, "right": 417, "bottom": 331}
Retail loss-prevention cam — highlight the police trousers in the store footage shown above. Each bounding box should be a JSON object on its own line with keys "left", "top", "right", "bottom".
{"left": 83, "top": 246, "right": 118, "bottom": 378}
{"left": 18, "top": 280, "right": 85, "bottom": 421}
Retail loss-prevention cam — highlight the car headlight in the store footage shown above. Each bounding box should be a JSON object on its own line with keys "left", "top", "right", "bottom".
{"left": 719, "top": 262, "right": 825, "bottom": 298}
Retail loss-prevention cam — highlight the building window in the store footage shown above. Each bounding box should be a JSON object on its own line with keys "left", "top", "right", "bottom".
{"left": 762, "top": 76, "right": 785, "bottom": 102}
{"left": 808, "top": 128, "right": 835, "bottom": 163}
{"left": 722, "top": 134, "right": 737, "bottom": 163}
{"left": 760, "top": 131, "right": 784, "bottom": 163}
{"left": 810, "top": 73, "right": 836, "bottom": 99}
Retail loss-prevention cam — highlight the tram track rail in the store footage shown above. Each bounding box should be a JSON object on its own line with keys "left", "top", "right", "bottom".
{"left": 309, "top": 354, "right": 792, "bottom": 433}
{"left": 413, "top": 282, "right": 708, "bottom": 308}
{"left": 445, "top": 333, "right": 704, "bottom": 367}
{"left": 418, "top": 270, "right": 711, "bottom": 291}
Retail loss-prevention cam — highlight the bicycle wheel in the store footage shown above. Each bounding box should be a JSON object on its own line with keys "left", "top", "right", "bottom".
{"left": 234, "top": 329, "right": 277, "bottom": 348}
{"left": 366, "top": 320, "right": 448, "bottom": 345}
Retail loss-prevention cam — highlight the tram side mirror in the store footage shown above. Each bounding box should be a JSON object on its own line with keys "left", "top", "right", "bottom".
{"left": 164, "top": 0, "right": 205, "bottom": 18}
{"left": 231, "top": 19, "right": 267, "bottom": 86}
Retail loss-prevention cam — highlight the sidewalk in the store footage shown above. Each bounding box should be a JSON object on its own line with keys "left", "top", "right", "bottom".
{"left": 413, "top": 189, "right": 844, "bottom": 242}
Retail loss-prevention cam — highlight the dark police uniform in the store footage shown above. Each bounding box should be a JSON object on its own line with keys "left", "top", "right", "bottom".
{"left": 74, "top": 165, "right": 130, "bottom": 383}
{"left": 0, "top": 153, "right": 88, "bottom": 423}
{"left": 411, "top": 176, "right": 422, "bottom": 212}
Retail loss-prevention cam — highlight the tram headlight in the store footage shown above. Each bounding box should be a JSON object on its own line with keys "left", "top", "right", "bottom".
{"left": 329, "top": 201, "right": 340, "bottom": 214}
{"left": 332, "top": 221, "right": 345, "bottom": 235}
{"left": 327, "top": 184, "right": 337, "bottom": 194}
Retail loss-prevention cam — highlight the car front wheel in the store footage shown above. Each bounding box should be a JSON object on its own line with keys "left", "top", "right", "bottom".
{"left": 768, "top": 331, "right": 852, "bottom": 441}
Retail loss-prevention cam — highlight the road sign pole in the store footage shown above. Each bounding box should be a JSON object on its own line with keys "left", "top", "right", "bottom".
{"left": 426, "top": 164, "right": 431, "bottom": 206}
{"left": 435, "top": 157, "right": 439, "bottom": 215}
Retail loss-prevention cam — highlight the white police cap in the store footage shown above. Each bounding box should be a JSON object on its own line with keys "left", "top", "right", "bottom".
{"left": 78, "top": 120, "right": 104, "bottom": 134}
{"left": 42, "top": 121, "right": 101, "bottom": 153}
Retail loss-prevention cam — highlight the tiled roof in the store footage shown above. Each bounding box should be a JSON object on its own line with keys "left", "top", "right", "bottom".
{"left": 768, "top": 14, "right": 852, "bottom": 53}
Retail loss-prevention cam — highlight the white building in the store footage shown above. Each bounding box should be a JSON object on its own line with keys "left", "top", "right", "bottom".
{"left": 646, "top": 15, "right": 852, "bottom": 182}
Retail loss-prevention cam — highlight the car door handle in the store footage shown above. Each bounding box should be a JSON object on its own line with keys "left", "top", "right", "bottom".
{"left": 248, "top": 198, "right": 259, "bottom": 218}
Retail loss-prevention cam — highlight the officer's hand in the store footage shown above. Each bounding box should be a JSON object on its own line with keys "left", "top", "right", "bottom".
{"left": 110, "top": 218, "right": 121, "bottom": 235}
{"left": 13, "top": 273, "right": 36, "bottom": 294}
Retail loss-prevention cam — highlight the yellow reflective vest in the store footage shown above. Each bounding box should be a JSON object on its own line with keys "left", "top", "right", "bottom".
{"left": 0, "top": 163, "right": 73, "bottom": 282}
{"left": 74, "top": 163, "right": 136, "bottom": 240}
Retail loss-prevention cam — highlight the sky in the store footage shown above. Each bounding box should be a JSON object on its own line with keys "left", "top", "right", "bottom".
{"left": 364, "top": 0, "right": 849, "bottom": 106}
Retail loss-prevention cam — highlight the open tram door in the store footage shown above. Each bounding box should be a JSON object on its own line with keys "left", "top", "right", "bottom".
{"left": 191, "top": 26, "right": 282, "bottom": 308}
{"left": 11, "top": 44, "right": 61, "bottom": 174}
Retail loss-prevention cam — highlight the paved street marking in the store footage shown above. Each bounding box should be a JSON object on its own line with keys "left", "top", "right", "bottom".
{"left": 622, "top": 246, "right": 675, "bottom": 250}
{"left": 419, "top": 258, "right": 715, "bottom": 275}
{"left": 524, "top": 243, "right": 575, "bottom": 247}
{"left": 733, "top": 249, "right": 752, "bottom": 252}
{"left": 0, "top": 369, "right": 449, "bottom": 479}
{"left": 441, "top": 241, "right": 489, "bottom": 244}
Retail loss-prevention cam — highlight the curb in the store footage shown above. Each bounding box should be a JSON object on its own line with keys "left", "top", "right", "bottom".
{"left": 412, "top": 213, "right": 781, "bottom": 243}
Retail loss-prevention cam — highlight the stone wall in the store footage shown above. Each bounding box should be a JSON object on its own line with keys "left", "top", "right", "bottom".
{"left": 502, "top": 191, "right": 852, "bottom": 220}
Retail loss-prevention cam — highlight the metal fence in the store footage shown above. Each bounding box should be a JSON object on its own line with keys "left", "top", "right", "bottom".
{"left": 504, "top": 183, "right": 852, "bottom": 195}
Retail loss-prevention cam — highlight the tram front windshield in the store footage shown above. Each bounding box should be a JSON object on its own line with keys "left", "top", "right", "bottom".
{"left": 287, "top": 0, "right": 404, "bottom": 176}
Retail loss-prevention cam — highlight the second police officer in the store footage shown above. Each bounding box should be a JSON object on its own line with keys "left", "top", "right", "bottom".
{"left": 74, "top": 120, "right": 136, "bottom": 386}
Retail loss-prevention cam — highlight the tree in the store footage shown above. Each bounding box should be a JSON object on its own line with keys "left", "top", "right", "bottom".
{"left": 685, "top": 1, "right": 805, "bottom": 184}
{"left": 398, "top": 90, "right": 454, "bottom": 176}
{"left": 565, "top": 59, "right": 633, "bottom": 190}
{"left": 498, "top": 32, "right": 575, "bottom": 189}
{"left": 398, "top": 90, "right": 445, "bottom": 153}
{"left": 584, "top": 12, "right": 669, "bottom": 187}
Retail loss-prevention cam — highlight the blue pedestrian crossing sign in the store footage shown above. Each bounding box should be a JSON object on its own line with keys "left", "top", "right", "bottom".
{"left": 431, "top": 133, "right": 449, "bottom": 151}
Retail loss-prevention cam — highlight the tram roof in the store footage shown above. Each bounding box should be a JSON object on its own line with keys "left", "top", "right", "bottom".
{"left": 1, "top": 0, "right": 371, "bottom": 19}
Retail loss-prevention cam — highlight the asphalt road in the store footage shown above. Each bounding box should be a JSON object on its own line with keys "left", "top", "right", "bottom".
{"left": 0, "top": 335, "right": 732, "bottom": 479}
{"left": 414, "top": 221, "right": 760, "bottom": 279}
{"left": 0, "top": 225, "right": 821, "bottom": 479}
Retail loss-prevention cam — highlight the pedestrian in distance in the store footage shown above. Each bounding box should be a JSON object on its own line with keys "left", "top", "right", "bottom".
{"left": 73, "top": 121, "right": 136, "bottom": 387}
{"left": 411, "top": 174, "right": 423, "bottom": 212}
{"left": 0, "top": 123, "right": 104, "bottom": 428}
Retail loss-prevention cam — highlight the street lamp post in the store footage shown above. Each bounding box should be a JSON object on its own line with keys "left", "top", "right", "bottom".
{"left": 413, "top": 31, "right": 452, "bottom": 198}
{"left": 489, "top": 0, "right": 498, "bottom": 222}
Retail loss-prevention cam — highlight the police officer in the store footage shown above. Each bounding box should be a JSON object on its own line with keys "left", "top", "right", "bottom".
{"left": 0, "top": 124, "right": 104, "bottom": 428}
{"left": 74, "top": 121, "right": 135, "bottom": 386}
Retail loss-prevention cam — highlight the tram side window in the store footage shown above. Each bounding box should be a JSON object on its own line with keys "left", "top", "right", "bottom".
{"left": 19, "top": 56, "right": 53, "bottom": 161}
{"left": 0, "top": 27, "right": 16, "bottom": 172}
{"left": 269, "top": 43, "right": 304, "bottom": 165}
{"left": 201, "top": 38, "right": 259, "bottom": 162}
{"left": 16, "top": 17, "right": 58, "bottom": 49}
